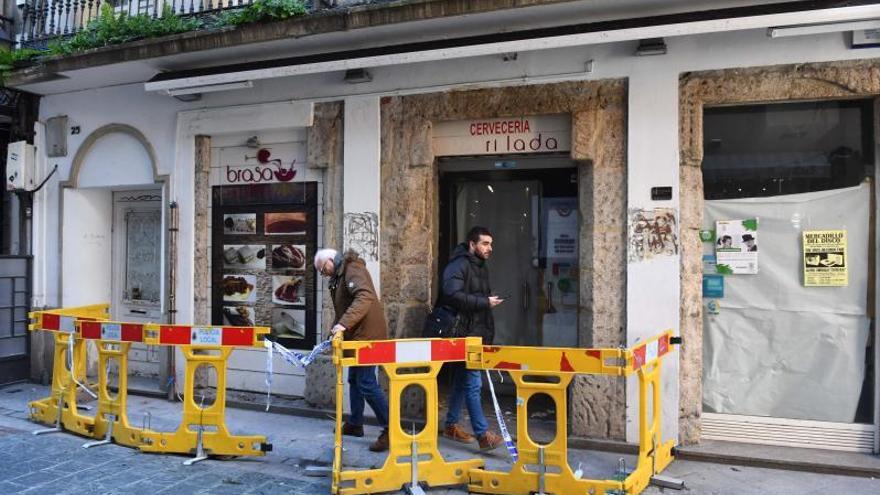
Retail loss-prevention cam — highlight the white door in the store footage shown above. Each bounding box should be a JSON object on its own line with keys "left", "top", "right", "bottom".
{"left": 111, "top": 189, "right": 166, "bottom": 385}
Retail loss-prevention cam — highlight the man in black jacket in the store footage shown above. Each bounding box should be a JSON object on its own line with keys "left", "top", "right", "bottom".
{"left": 441, "top": 226, "right": 504, "bottom": 451}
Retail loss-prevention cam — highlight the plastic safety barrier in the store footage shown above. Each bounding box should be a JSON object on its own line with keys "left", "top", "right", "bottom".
{"left": 28, "top": 305, "right": 272, "bottom": 463}
{"left": 466, "top": 331, "right": 677, "bottom": 495}
{"left": 331, "top": 331, "right": 679, "bottom": 495}
{"left": 332, "top": 337, "right": 485, "bottom": 495}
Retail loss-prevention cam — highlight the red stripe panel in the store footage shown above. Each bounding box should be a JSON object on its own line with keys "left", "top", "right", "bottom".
{"left": 80, "top": 321, "right": 101, "bottom": 339}
{"left": 560, "top": 353, "right": 574, "bottom": 372}
{"left": 495, "top": 361, "right": 522, "bottom": 370}
{"left": 160, "top": 326, "right": 191, "bottom": 345}
{"left": 122, "top": 324, "right": 144, "bottom": 343}
{"left": 42, "top": 313, "right": 60, "bottom": 331}
{"left": 222, "top": 327, "right": 254, "bottom": 346}
{"left": 358, "top": 341, "right": 396, "bottom": 365}
{"left": 431, "top": 339, "right": 465, "bottom": 361}
{"left": 658, "top": 335, "right": 669, "bottom": 357}
{"left": 633, "top": 345, "right": 646, "bottom": 370}
{"left": 586, "top": 350, "right": 601, "bottom": 360}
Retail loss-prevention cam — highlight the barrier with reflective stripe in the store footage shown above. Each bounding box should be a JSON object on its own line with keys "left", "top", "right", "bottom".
{"left": 331, "top": 331, "right": 678, "bottom": 495}
{"left": 466, "top": 331, "right": 677, "bottom": 495}
{"left": 332, "top": 337, "right": 484, "bottom": 495}
{"left": 28, "top": 305, "right": 272, "bottom": 462}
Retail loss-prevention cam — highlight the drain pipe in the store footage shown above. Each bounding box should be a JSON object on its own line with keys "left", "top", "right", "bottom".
{"left": 167, "top": 200, "right": 179, "bottom": 401}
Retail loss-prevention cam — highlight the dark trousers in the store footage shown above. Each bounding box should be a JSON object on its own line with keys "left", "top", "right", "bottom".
{"left": 348, "top": 366, "right": 389, "bottom": 429}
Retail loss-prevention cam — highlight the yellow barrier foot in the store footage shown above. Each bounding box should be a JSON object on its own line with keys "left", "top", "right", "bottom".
{"left": 650, "top": 475, "right": 684, "bottom": 490}
{"left": 32, "top": 393, "right": 65, "bottom": 436}
{"left": 183, "top": 426, "right": 210, "bottom": 466}
{"left": 82, "top": 414, "right": 115, "bottom": 448}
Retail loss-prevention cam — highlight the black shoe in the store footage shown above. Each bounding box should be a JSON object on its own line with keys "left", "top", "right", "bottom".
{"left": 369, "top": 430, "right": 389, "bottom": 452}
{"left": 342, "top": 423, "right": 364, "bottom": 437}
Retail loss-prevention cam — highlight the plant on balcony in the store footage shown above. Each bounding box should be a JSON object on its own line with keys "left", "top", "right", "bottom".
{"left": 221, "top": 0, "right": 309, "bottom": 26}
{"left": 47, "top": 4, "right": 203, "bottom": 56}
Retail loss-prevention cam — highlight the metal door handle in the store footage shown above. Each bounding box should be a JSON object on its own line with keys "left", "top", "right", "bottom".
{"left": 522, "top": 281, "right": 529, "bottom": 311}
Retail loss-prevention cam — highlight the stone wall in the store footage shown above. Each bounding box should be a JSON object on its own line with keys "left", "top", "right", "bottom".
{"left": 678, "top": 59, "right": 880, "bottom": 444}
{"left": 304, "top": 102, "right": 346, "bottom": 408}
{"left": 380, "top": 80, "right": 629, "bottom": 439}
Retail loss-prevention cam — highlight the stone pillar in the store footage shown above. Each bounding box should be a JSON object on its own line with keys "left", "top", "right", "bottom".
{"left": 193, "top": 135, "right": 211, "bottom": 325}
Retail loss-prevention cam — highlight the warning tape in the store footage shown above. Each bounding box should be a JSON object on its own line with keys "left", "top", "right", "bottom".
{"left": 263, "top": 338, "right": 334, "bottom": 411}
{"left": 485, "top": 370, "right": 518, "bottom": 462}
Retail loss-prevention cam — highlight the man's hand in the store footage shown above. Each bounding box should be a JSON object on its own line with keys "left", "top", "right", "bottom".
{"left": 331, "top": 324, "right": 346, "bottom": 338}
{"left": 488, "top": 296, "right": 504, "bottom": 308}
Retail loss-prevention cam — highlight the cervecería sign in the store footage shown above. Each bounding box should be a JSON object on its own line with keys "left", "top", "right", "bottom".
{"left": 432, "top": 114, "right": 571, "bottom": 156}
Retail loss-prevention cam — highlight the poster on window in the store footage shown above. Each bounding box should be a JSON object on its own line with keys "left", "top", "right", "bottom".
{"left": 803, "top": 230, "right": 848, "bottom": 287}
{"left": 715, "top": 218, "right": 758, "bottom": 274}
{"left": 544, "top": 198, "right": 578, "bottom": 259}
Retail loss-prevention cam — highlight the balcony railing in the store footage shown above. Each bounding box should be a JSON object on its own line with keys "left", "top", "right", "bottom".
{"left": 18, "top": 0, "right": 268, "bottom": 48}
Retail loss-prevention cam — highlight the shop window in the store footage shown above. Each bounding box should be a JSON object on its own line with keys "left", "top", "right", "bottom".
{"left": 700, "top": 99, "right": 875, "bottom": 427}
{"left": 703, "top": 100, "right": 874, "bottom": 200}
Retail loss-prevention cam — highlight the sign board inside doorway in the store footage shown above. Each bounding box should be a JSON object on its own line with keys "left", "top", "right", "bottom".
{"left": 433, "top": 114, "right": 571, "bottom": 156}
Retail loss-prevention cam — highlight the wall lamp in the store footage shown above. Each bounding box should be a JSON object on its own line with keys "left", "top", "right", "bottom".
{"left": 635, "top": 38, "right": 667, "bottom": 56}
{"left": 767, "top": 19, "right": 880, "bottom": 38}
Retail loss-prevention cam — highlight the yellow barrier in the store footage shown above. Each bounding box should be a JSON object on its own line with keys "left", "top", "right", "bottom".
{"left": 28, "top": 305, "right": 272, "bottom": 463}
{"left": 332, "top": 337, "right": 484, "bottom": 495}
{"left": 466, "top": 331, "right": 677, "bottom": 495}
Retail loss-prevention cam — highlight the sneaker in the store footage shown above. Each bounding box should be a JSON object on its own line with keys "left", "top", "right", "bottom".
{"left": 369, "top": 430, "right": 389, "bottom": 452}
{"left": 341, "top": 423, "right": 364, "bottom": 438}
{"left": 478, "top": 431, "right": 503, "bottom": 451}
{"left": 443, "top": 424, "right": 475, "bottom": 443}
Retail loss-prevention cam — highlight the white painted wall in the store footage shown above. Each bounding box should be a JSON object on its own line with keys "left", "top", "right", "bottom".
{"left": 342, "top": 96, "right": 382, "bottom": 291}
{"left": 61, "top": 188, "right": 112, "bottom": 307}
{"left": 32, "top": 26, "right": 880, "bottom": 442}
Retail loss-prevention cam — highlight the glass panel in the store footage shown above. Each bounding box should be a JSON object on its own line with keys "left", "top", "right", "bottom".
{"left": 0, "top": 308, "right": 10, "bottom": 338}
{"left": 702, "top": 100, "right": 874, "bottom": 424}
{"left": 0, "top": 336, "right": 25, "bottom": 358}
{"left": 124, "top": 209, "right": 162, "bottom": 305}
{"left": 703, "top": 100, "right": 873, "bottom": 199}
{"left": 454, "top": 180, "right": 541, "bottom": 345}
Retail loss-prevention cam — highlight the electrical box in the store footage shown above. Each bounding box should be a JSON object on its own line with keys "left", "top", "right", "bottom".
{"left": 6, "top": 141, "right": 35, "bottom": 191}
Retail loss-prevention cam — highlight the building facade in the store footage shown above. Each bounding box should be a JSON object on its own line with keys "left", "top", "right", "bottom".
{"left": 6, "top": 0, "right": 880, "bottom": 453}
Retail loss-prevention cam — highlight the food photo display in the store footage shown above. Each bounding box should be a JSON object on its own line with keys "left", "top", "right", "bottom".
{"left": 223, "top": 244, "right": 266, "bottom": 270}
{"left": 222, "top": 274, "right": 257, "bottom": 303}
{"left": 272, "top": 275, "right": 305, "bottom": 306}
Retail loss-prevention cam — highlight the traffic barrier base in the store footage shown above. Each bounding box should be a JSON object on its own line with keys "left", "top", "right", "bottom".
{"left": 333, "top": 337, "right": 484, "bottom": 495}
{"left": 138, "top": 346, "right": 272, "bottom": 458}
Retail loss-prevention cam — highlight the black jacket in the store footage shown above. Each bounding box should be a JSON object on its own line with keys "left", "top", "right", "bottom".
{"left": 440, "top": 243, "right": 495, "bottom": 344}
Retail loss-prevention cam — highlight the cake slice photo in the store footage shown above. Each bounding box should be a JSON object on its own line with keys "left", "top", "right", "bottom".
{"left": 272, "top": 244, "right": 306, "bottom": 270}
{"left": 222, "top": 244, "right": 266, "bottom": 269}
{"left": 272, "top": 275, "right": 304, "bottom": 305}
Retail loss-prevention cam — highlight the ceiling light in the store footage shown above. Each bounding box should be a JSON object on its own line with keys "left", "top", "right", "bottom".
{"left": 164, "top": 80, "right": 254, "bottom": 97}
{"left": 767, "top": 19, "right": 880, "bottom": 37}
{"left": 635, "top": 38, "right": 667, "bottom": 56}
{"left": 343, "top": 68, "right": 372, "bottom": 84}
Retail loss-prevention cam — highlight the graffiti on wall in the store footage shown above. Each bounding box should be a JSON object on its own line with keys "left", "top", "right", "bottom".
{"left": 628, "top": 207, "right": 678, "bottom": 263}
{"left": 344, "top": 212, "right": 379, "bottom": 261}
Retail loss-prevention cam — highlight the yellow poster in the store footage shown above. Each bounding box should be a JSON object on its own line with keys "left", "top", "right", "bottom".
{"left": 803, "top": 230, "right": 847, "bottom": 287}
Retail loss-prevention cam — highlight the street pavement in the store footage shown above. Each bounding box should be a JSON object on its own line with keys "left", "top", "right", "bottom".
{"left": 0, "top": 383, "right": 877, "bottom": 494}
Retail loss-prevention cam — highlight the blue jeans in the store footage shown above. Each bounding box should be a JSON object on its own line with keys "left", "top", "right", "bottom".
{"left": 445, "top": 364, "right": 488, "bottom": 436}
{"left": 348, "top": 366, "right": 389, "bottom": 430}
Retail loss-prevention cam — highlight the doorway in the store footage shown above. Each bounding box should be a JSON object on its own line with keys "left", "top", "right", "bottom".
{"left": 439, "top": 157, "right": 579, "bottom": 347}
{"left": 111, "top": 188, "right": 168, "bottom": 393}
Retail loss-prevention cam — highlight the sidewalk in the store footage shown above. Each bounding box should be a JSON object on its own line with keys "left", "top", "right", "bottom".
{"left": 0, "top": 383, "right": 878, "bottom": 494}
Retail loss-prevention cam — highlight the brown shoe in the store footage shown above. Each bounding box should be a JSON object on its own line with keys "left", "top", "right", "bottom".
{"left": 443, "top": 424, "right": 475, "bottom": 443}
{"left": 342, "top": 423, "right": 364, "bottom": 438}
{"left": 478, "top": 431, "right": 503, "bottom": 451}
{"left": 369, "top": 430, "right": 389, "bottom": 452}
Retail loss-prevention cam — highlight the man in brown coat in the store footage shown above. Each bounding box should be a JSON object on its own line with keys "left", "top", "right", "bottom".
{"left": 314, "top": 248, "right": 389, "bottom": 452}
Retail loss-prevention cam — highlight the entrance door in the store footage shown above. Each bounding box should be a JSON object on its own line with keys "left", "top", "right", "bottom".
{"left": 0, "top": 256, "right": 30, "bottom": 385}
{"left": 111, "top": 189, "right": 166, "bottom": 390}
{"left": 440, "top": 161, "right": 578, "bottom": 347}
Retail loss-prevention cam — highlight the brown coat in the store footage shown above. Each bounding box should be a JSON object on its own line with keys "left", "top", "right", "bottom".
{"left": 331, "top": 250, "right": 388, "bottom": 341}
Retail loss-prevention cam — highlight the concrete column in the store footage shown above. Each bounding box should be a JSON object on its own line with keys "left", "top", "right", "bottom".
{"left": 343, "top": 96, "right": 382, "bottom": 293}
{"left": 626, "top": 69, "right": 681, "bottom": 445}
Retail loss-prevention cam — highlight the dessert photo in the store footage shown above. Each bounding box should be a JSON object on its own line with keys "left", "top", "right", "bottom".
{"left": 271, "top": 309, "right": 306, "bottom": 339}
{"left": 223, "top": 244, "right": 266, "bottom": 269}
{"left": 272, "top": 275, "right": 305, "bottom": 305}
{"left": 223, "top": 213, "right": 257, "bottom": 235}
{"left": 272, "top": 244, "right": 306, "bottom": 270}
{"left": 223, "top": 305, "right": 255, "bottom": 327}
{"left": 264, "top": 212, "right": 307, "bottom": 235}
{"left": 222, "top": 274, "right": 256, "bottom": 303}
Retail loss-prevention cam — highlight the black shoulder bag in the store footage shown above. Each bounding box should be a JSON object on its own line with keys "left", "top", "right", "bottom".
{"left": 421, "top": 268, "right": 469, "bottom": 339}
